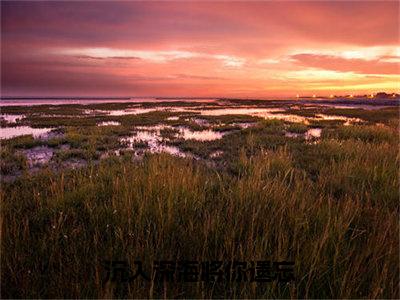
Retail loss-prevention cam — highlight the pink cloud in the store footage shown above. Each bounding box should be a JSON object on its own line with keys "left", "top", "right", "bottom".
{"left": 1, "top": 1, "right": 398, "bottom": 97}
{"left": 291, "top": 53, "right": 399, "bottom": 75}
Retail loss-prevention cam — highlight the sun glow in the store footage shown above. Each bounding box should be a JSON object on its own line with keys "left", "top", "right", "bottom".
{"left": 291, "top": 46, "right": 400, "bottom": 61}
{"left": 3, "top": 1, "right": 399, "bottom": 98}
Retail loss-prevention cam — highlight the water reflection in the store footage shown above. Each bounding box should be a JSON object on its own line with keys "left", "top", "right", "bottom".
{"left": 0, "top": 126, "right": 53, "bottom": 139}
{"left": 305, "top": 128, "right": 322, "bottom": 139}
{"left": 200, "top": 107, "right": 283, "bottom": 116}
{"left": 0, "top": 114, "right": 25, "bottom": 124}
{"left": 235, "top": 122, "right": 255, "bottom": 129}
{"left": 210, "top": 150, "right": 224, "bottom": 158}
{"left": 121, "top": 124, "right": 224, "bottom": 157}
{"left": 285, "top": 128, "right": 322, "bottom": 140}
{"left": 107, "top": 108, "right": 161, "bottom": 116}
{"left": 134, "top": 125, "right": 224, "bottom": 141}
{"left": 196, "top": 108, "right": 313, "bottom": 123}
{"left": 317, "top": 104, "right": 393, "bottom": 110}
{"left": 121, "top": 130, "right": 185, "bottom": 157}
{"left": 97, "top": 121, "right": 121, "bottom": 126}
{"left": 315, "top": 114, "right": 361, "bottom": 125}
{"left": 81, "top": 105, "right": 365, "bottom": 126}
{"left": 179, "top": 127, "right": 223, "bottom": 141}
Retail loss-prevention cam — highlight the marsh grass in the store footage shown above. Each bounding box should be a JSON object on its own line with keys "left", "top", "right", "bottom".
{"left": 286, "top": 123, "right": 308, "bottom": 134}
{"left": 200, "top": 114, "right": 261, "bottom": 124}
{"left": 308, "top": 119, "right": 345, "bottom": 128}
{"left": 0, "top": 147, "right": 27, "bottom": 175}
{"left": 285, "top": 107, "right": 399, "bottom": 125}
{"left": 1, "top": 104, "right": 399, "bottom": 298}
{"left": 4, "top": 135, "right": 43, "bottom": 149}
{"left": 2, "top": 121, "right": 399, "bottom": 298}
{"left": 159, "top": 127, "right": 180, "bottom": 139}
{"left": 213, "top": 124, "right": 243, "bottom": 132}
{"left": 322, "top": 124, "right": 396, "bottom": 144}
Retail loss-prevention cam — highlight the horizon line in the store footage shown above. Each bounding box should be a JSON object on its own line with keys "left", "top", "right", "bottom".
{"left": 1, "top": 92, "right": 398, "bottom": 100}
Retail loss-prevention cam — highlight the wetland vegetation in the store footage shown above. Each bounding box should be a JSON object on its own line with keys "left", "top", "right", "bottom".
{"left": 1, "top": 98, "right": 399, "bottom": 298}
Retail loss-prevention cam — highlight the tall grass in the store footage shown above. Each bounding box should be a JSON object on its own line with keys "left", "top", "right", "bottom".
{"left": 2, "top": 126, "right": 399, "bottom": 298}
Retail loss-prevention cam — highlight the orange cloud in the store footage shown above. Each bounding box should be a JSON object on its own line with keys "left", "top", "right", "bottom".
{"left": 1, "top": 1, "right": 399, "bottom": 97}
{"left": 291, "top": 53, "right": 399, "bottom": 75}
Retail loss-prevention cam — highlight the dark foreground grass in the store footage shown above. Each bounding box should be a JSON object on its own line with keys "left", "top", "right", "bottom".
{"left": 1, "top": 123, "right": 399, "bottom": 299}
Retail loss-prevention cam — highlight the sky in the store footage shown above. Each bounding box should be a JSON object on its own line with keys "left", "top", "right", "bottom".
{"left": 1, "top": 1, "right": 399, "bottom": 98}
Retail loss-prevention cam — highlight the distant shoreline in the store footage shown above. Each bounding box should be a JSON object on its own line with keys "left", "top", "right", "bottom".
{"left": 0, "top": 96, "right": 399, "bottom": 108}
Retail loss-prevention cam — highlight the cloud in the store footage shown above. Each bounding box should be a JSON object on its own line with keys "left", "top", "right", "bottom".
{"left": 379, "top": 56, "right": 400, "bottom": 63}
{"left": 73, "top": 55, "right": 141, "bottom": 60}
{"left": 290, "top": 53, "right": 399, "bottom": 75}
{"left": 258, "top": 58, "right": 280, "bottom": 64}
{"left": 59, "top": 47, "right": 246, "bottom": 68}
{"left": 172, "top": 73, "right": 225, "bottom": 80}
{"left": 61, "top": 48, "right": 197, "bottom": 63}
{"left": 213, "top": 55, "right": 245, "bottom": 68}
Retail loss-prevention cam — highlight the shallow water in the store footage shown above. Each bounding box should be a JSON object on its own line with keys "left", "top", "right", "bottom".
{"left": 178, "top": 127, "right": 223, "bottom": 141}
{"left": 134, "top": 125, "right": 224, "bottom": 141}
{"left": 80, "top": 104, "right": 379, "bottom": 126}
{"left": 210, "top": 150, "right": 224, "bottom": 158}
{"left": 317, "top": 104, "right": 393, "bottom": 110}
{"left": 121, "top": 124, "right": 224, "bottom": 157}
{"left": 13, "top": 100, "right": 387, "bottom": 126}
{"left": 285, "top": 128, "right": 322, "bottom": 140}
{"left": 199, "top": 107, "right": 283, "bottom": 116}
{"left": 107, "top": 108, "right": 162, "bottom": 116}
{"left": 85, "top": 106, "right": 195, "bottom": 116}
{"left": 305, "top": 128, "right": 322, "bottom": 139}
{"left": 0, "top": 126, "right": 53, "bottom": 139}
{"left": 194, "top": 107, "right": 312, "bottom": 123}
{"left": 0, "top": 114, "right": 25, "bottom": 124}
{"left": 97, "top": 121, "right": 121, "bottom": 126}
{"left": 234, "top": 122, "right": 255, "bottom": 129}
{"left": 315, "top": 114, "right": 361, "bottom": 125}
{"left": 260, "top": 113, "right": 308, "bottom": 123}
{"left": 203, "top": 108, "right": 308, "bottom": 123}
{"left": 192, "top": 118, "right": 210, "bottom": 126}
{"left": 121, "top": 131, "right": 185, "bottom": 157}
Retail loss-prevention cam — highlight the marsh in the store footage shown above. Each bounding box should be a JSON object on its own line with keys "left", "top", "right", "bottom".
{"left": 1, "top": 96, "right": 399, "bottom": 298}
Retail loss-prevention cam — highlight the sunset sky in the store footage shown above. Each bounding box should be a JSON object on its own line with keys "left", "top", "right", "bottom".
{"left": 1, "top": 1, "right": 399, "bottom": 98}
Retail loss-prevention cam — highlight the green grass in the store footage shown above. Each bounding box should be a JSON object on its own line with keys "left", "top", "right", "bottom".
{"left": 53, "top": 148, "right": 99, "bottom": 162}
{"left": 3, "top": 134, "right": 44, "bottom": 149}
{"left": 159, "top": 127, "right": 180, "bottom": 139}
{"left": 322, "top": 124, "right": 397, "bottom": 144}
{"left": 286, "top": 123, "right": 308, "bottom": 134}
{"left": 213, "top": 124, "right": 244, "bottom": 132}
{"left": 167, "top": 119, "right": 287, "bottom": 160}
{"left": 307, "top": 119, "right": 346, "bottom": 128}
{"left": 0, "top": 147, "right": 28, "bottom": 175}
